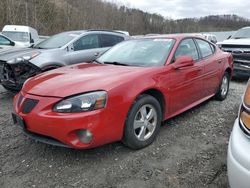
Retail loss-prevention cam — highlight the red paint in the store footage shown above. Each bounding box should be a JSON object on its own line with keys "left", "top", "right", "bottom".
{"left": 13, "top": 35, "right": 233, "bottom": 149}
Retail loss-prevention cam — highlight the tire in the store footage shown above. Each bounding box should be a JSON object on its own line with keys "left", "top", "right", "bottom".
{"left": 215, "top": 72, "right": 230, "bottom": 101}
{"left": 1, "top": 84, "right": 19, "bottom": 93}
{"left": 122, "top": 94, "right": 162, "bottom": 150}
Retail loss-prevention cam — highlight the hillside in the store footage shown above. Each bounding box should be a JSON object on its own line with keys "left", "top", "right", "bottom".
{"left": 0, "top": 0, "right": 249, "bottom": 35}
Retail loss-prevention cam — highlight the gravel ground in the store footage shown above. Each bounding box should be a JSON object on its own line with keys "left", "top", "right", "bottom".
{"left": 0, "top": 80, "right": 248, "bottom": 188}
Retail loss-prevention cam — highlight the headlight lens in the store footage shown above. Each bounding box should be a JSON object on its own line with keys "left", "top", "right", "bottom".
{"left": 53, "top": 91, "right": 107, "bottom": 113}
{"left": 7, "top": 52, "right": 40, "bottom": 63}
{"left": 239, "top": 80, "right": 250, "bottom": 134}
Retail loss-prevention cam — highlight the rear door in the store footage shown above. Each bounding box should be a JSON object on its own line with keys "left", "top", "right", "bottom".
{"left": 99, "top": 34, "right": 125, "bottom": 55}
{"left": 195, "top": 38, "right": 221, "bottom": 96}
{"left": 169, "top": 38, "right": 204, "bottom": 114}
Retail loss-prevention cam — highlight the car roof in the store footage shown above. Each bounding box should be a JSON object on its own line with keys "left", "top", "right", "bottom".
{"left": 62, "top": 30, "right": 128, "bottom": 36}
{"left": 142, "top": 34, "right": 205, "bottom": 40}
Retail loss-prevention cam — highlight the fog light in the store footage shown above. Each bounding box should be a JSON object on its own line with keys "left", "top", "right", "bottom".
{"left": 76, "top": 129, "right": 93, "bottom": 144}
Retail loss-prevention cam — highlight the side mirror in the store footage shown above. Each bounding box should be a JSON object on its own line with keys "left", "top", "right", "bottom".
{"left": 30, "top": 39, "right": 34, "bottom": 44}
{"left": 10, "top": 41, "right": 15, "bottom": 46}
{"left": 173, "top": 56, "right": 194, "bottom": 69}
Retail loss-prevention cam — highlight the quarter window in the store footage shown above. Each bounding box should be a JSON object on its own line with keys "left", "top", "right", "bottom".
{"left": 175, "top": 39, "right": 199, "bottom": 61}
{"left": 73, "top": 34, "right": 100, "bottom": 51}
{"left": 196, "top": 39, "right": 214, "bottom": 58}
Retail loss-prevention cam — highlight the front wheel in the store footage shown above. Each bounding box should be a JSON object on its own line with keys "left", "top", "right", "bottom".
{"left": 122, "top": 94, "right": 162, "bottom": 150}
{"left": 215, "top": 72, "right": 230, "bottom": 101}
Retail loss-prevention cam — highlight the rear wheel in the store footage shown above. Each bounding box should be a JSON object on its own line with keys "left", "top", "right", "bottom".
{"left": 215, "top": 72, "right": 230, "bottom": 101}
{"left": 122, "top": 94, "right": 162, "bottom": 149}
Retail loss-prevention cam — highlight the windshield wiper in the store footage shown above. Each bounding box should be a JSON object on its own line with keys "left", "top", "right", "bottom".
{"left": 93, "top": 59, "right": 102, "bottom": 64}
{"left": 104, "top": 61, "right": 129, "bottom": 66}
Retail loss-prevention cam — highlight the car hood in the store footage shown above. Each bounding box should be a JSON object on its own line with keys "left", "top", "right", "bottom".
{"left": 23, "top": 63, "right": 153, "bottom": 97}
{"left": 0, "top": 47, "right": 43, "bottom": 62}
{"left": 217, "top": 38, "right": 250, "bottom": 45}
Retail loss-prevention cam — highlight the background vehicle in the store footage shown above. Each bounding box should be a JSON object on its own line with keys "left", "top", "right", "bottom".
{"left": 2, "top": 25, "right": 39, "bottom": 47}
{"left": 0, "top": 34, "right": 22, "bottom": 50}
{"left": 0, "top": 30, "right": 130, "bottom": 91}
{"left": 12, "top": 34, "right": 233, "bottom": 149}
{"left": 217, "top": 26, "right": 250, "bottom": 78}
{"left": 228, "top": 80, "right": 250, "bottom": 188}
{"left": 202, "top": 33, "right": 218, "bottom": 43}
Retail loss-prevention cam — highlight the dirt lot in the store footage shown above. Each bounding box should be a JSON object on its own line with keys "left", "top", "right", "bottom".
{"left": 0, "top": 80, "right": 247, "bottom": 188}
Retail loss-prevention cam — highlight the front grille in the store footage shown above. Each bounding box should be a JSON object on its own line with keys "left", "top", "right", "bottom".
{"left": 21, "top": 98, "right": 39, "bottom": 114}
{"left": 221, "top": 44, "right": 250, "bottom": 49}
{"left": 17, "top": 95, "right": 24, "bottom": 108}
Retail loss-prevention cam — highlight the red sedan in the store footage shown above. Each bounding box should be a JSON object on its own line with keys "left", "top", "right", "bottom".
{"left": 12, "top": 35, "right": 233, "bottom": 149}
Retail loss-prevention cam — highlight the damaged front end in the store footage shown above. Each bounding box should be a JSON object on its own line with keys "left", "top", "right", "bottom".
{"left": 0, "top": 60, "right": 41, "bottom": 91}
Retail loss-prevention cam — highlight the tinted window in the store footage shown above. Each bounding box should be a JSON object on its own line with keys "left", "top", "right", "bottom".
{"left": 175, "top": 39, "right": 199, "bottom": 61}
{"left": 100, "top": 34, "right": 124, "bottom": 47}
{"left": 97, "top": 39, "right": 175, "bottom": 67}
{"left": 0, "top": 35, "right": 11, "bottom": 45}
{"left": 196, "top": 39, "right": 213, "bottom": 58}
{"left": 73, "top": 34, "right": 99, "bottom": 51}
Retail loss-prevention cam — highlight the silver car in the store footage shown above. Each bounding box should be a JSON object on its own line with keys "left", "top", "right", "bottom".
{"left": 0, "top": 30, "right": 130, "bottom": 91}
{"left": 228, "top": 80, "right": 250, "bottom": 188}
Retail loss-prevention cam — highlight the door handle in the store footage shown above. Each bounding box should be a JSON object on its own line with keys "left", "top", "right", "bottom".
{"left": 218, "top": 60, "right": 222, "bottom": 64}
{"left": 94, "top": 52, "right": 100, "bottom": 56}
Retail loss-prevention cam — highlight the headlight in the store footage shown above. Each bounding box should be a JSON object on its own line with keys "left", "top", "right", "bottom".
{"left": 239, "top": 81, "right": 250, "bottom": 134}
{"left": 53, "top": 91, "right": 107, "bottom": 113}
{"left": 7, "top": 52, "right": 40, "bottom": 63}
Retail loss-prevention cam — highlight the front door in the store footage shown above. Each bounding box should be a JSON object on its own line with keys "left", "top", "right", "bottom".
{"left": 168, "top": 38, "right": 204, "bottom": 115}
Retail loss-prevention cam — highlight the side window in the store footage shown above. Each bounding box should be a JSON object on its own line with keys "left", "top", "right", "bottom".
{"left": 175, "top": 39, "right": 199, "bottom": 61}
{"left": 0, "top": 36, "right": 11, "bottom": 45}
{"left": 196, "top": 39, "right": 214, "bottom": 58}
{"left": 100, "top": 34, "right": 124, "bottom": 47}
{"left": 73, "top": 34, "right": 100, "bottom": 51}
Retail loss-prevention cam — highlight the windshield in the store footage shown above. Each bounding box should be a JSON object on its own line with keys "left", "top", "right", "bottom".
{"left": 34, "top": 32, "right": 77, "bottom": 49}
{"left": 231, "top": 28, "right": 250, "bottom": 39}
{"left": 97, "top": 39, "right": 175, "bottom": 67}
{"left": 2, "top": 31, "right": 29, "bottom": 42}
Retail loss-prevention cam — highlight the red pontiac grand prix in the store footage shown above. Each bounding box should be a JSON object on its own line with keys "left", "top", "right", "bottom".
{"left": 12, "top": 34, "right": 233, "bottom": 149}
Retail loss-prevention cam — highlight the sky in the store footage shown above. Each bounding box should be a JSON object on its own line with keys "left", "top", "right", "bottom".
{"left": 104, "top": 0, "right": 250, "bottom": 19}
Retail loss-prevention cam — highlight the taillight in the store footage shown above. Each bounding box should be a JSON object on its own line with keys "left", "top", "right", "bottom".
{"left": 239, "top": 80, "right": 250, "bottom": 135}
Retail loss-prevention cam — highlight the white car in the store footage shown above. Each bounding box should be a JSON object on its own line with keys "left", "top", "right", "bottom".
{"left": 228, "top": 80, "right": 250, "bottom": 188}
{"left": 2, "top": 25, "right": 39, "bottom": 47}
{"left": 202, "top": 33, "right": 217, "bottom": 43}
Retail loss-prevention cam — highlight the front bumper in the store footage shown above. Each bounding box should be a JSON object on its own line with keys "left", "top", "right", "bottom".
{"left": 13, "top": 91, "right": 127, "bottom": 149}
{"left": 233, "top": 61, "right": 250, "bottom": 78}
{"left": 227, "top": 118, "right": 250, "bottom": 188}
{"left": 0, "top": 60, "right": 41, "bottom": 90}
